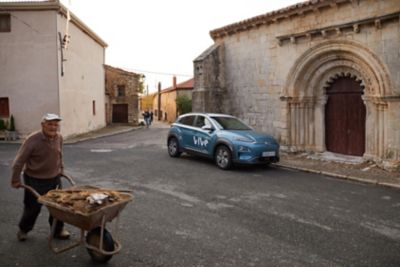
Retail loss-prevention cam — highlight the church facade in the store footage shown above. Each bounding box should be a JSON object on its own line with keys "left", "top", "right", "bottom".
{"left": 193, "top": 0, "right": 400, "bottom": 170}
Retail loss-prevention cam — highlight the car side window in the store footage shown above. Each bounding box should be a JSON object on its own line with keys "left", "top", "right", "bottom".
{"left": 194, "top": 116, "right": 204, "bottom": 128}
{"left": 178, "top": 115, "right": 195, "bottom": 126}
{"left": 194, "top": 116, "right": 212, "bottom": 129}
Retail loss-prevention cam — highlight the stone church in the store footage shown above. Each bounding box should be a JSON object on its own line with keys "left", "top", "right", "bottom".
{"left": 193, "top": 0, "right": 400, "bottom": 170}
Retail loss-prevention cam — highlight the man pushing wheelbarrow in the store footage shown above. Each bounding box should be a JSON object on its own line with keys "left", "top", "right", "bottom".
{"left": 11, "top": 113, "right": 70, "bottom": 241}
{"left": 10, "top": 113, "right": 133, "bottom": 262}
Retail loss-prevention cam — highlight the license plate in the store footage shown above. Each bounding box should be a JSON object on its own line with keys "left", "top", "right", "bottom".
{"left": 262, "top": 151, "right": 275, "bottom": 157}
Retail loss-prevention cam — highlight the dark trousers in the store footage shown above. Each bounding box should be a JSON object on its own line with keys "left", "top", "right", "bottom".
{"left": 19, "top": 174, "right": 64, "bottom": 235}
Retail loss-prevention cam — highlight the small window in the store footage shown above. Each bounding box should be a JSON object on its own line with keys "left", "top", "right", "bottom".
{"left": 0, "top": 97, "right": 10, "bottom": 117}
{"left": 178, "top": 115, "right": 195, "bottom": 126}
{"left": 0, "top": 14, "right": 11, "bottom": 32}
{"left": 92, "top": 100, "right": 96, "bottom": 115}
{"left": 117, "top": 85, "right": 125, "bottom": 97}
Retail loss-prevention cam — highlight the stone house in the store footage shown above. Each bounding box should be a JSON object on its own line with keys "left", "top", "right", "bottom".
{"left": 152, "top": 77, "right": 194, "bottom": 123}
{"left": 0, "top": 0, "right": 107, "bottom": 139}
{"left": 104, "top": 65, "right": 142, "bottom": 125}
{"left": 193, "top": 0, "right": 400, "bottom": 170}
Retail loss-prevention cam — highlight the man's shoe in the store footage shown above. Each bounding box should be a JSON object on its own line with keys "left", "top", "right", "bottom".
{"left": 17, "top": 230, "right": 27, "bottom": 241}
{"left": 54, "top": 229, "right": 70, "bottom": 240}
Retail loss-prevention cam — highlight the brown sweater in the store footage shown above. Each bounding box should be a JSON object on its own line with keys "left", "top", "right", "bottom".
{"left": 11, "top": 130, "right": 64, "bottom": 183}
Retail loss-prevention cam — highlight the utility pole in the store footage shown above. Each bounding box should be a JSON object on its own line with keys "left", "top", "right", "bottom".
{"left": 157, "top": 82, "right": 161, "bottom": 121}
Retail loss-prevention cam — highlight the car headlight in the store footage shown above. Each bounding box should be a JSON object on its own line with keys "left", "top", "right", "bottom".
{"left": 234, "top": 137, "right": 254, "bottom": 143}
{"left": 238, "top": 145, "right": 251, "bottom": 152}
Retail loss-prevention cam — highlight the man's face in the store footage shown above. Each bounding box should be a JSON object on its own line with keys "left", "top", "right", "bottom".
{"left": 41, "top": 120, "right": 60, "bottom": 138}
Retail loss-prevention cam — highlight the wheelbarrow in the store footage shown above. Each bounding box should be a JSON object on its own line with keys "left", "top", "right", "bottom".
{"left": 21, "top": 174, "right": 133, "bottom": 263}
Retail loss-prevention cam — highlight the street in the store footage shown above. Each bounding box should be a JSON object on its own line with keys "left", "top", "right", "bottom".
{"left": 0, "top": 124, "right": 400, "bottom": 267}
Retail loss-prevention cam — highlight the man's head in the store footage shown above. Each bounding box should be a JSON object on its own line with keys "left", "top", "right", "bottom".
{"left": 41, "top": 113, "right": 61, "bottom": 138}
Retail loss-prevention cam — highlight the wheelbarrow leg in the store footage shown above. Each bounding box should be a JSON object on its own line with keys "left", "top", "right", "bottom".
{"left": 48, "top": 218, "right": 83, "bottom": 254}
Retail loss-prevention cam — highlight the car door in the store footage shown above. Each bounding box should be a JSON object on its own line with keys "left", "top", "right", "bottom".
{"left": 177, "top": 115, "right": 196, "bottom": 150}
{"left": 187, "top": 115, "right": 215, "bottom": 156}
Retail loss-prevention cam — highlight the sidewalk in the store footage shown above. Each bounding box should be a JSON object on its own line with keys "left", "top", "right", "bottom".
{"left": 64, "top": 120, "right": 170, "bottom": 144}
{"left": 275, "top": 152, "right": 400, "bottom": 189}
{"left": 64, "top": 124, "right": 140, "bottom": 144}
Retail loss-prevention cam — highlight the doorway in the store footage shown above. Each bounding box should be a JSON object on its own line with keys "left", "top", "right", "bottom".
{"left": 325, "top": 77, "right": 366, "bottom": 156}
{"left": 112, "top": 104, "right": 128, "bottom": 123}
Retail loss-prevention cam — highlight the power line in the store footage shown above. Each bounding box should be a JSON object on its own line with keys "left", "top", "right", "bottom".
{"left": 117, "top": 66, "right": 192, "bottom": 77}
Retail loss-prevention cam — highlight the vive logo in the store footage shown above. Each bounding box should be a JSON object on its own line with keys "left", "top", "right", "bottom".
{"left": 193, "top": 136, "right": 209, "bottom": 147}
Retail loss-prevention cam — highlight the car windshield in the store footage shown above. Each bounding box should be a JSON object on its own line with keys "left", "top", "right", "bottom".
{"left": 210, "top": 116, "right": 252, "bottom": 130}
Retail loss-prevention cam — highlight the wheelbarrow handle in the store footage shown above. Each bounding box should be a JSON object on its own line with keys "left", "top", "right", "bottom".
{"left": 61, "top": 173, "right": 76, "bottom": 186}
{"left": 20, "top": 184, "right": 40, "bottom": 199}
{"left": 20, "top": 173, "right": 76, "bottom": 198}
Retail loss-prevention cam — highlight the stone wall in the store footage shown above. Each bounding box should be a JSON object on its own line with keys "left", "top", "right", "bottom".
{"left": 105, "top": 65, "right": 140, "bottom": 125}
{"left": 193, "top": 43, "right": 226, "bottom": 113}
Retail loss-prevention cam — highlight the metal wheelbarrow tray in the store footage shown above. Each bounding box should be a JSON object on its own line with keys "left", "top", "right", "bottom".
{"left": 38, "top": 186, "right": 133, "bottom": 231}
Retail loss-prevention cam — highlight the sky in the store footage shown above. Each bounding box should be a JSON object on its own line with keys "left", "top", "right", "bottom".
{"left": 60, "top": 0, "right": 306, "bottom": 93}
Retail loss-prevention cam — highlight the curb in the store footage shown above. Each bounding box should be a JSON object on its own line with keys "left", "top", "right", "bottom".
{"left": 64, "top": 127, "right": 141, "bottom": 144}
{"left": 274, "top": 163, "right": 400, "bottom": 190}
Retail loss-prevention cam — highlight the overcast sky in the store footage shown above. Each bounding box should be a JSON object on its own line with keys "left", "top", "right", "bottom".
{"left": 60, "top": 0, "right": 306, "bottom": 92}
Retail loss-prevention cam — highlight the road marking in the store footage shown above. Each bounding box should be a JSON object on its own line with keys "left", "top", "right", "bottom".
{"left": 142, "top": 183, "right": 201, "bottom": 203}
{"left": 90, "top": 149, "right": 113, "bottom": 153}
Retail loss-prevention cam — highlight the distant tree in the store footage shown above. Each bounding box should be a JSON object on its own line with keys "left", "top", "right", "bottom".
{"left": 137, "top": 75, "right": 145, "bottom": 94}
{"left": 176, "top": 95, "right": 192, "bottom": 115}
{"left": 141, "top": 94, "right": 154, "bottom": 111}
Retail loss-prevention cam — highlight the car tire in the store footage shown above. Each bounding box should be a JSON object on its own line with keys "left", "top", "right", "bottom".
{"left": 168, "top": 137, "right": 181, "bottom": 157}
{"left": 215, "top": 145, "right": 232, "bottom": 170}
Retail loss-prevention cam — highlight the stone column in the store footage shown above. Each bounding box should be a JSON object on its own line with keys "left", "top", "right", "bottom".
{"left": 314, "top": 96, "right": 327, "bottom": 152}
{"left": 363, "top": 96, "right": 375, "bottom": 160}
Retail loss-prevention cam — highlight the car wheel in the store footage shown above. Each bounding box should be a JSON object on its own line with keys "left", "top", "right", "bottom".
{"left": 215, "top": 145, "right": 232, "bottom": 170}
{"left": 168, "top": 137, "right": 181, "bottom": 157}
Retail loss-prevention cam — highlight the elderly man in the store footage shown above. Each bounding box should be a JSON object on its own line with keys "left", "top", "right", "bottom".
{"left": 11, "top": 113, "right": 70, "bottom": 241}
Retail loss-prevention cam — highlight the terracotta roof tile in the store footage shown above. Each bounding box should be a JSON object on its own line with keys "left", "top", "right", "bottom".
{"left": 161, "top": 78, "right": 194, "bottom": 93}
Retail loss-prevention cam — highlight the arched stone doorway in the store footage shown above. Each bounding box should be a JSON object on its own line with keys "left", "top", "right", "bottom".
{"left": 325, "top": 76, "right": 366, "bottom": 156}
{"left": 281, "top": 40, "right": 393, "bottom": 164}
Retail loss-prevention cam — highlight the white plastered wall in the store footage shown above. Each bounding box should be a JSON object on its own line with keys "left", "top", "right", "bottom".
{"left": 56, "top": 14, "right": 106, "bottom": 138}
{"left": 0, "top": 11, "right": 59, "bottom": 137}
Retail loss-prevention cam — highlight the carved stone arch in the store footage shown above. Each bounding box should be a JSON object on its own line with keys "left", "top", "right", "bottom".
{"left": 322, "top": 70, "right": 364, "bottom": 91}
{"left": 281, "top": 40, "right": 393, "bottom": 162}
{"left": 283, "top": 40, "right": 393, "bottom": 99}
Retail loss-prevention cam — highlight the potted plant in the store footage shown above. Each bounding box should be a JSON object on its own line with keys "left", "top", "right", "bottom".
{"left": 5, "top": 114, "right": 18, "bottom": 141}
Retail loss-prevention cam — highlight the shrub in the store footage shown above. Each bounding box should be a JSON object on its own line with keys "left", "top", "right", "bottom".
{"left": 0, "top": 119, "right": 5, "bottom": 130}
{"left": 176, "top": 95, "right": 192, "bottom": 115}
{"left": 8, "top": 115, "right": 15, "bottom": 131}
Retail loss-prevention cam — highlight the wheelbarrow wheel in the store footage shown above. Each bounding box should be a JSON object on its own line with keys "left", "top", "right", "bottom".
{"left": 86, "top": 227, "right": 115, "bottom": 263}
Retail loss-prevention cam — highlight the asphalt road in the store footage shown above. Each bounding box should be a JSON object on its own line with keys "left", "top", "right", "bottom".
{"left": 0, "top": 125, "right": 399, "bottom": 267}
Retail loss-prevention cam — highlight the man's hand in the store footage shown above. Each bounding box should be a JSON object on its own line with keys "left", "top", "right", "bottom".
{"left": 11, "top": 180, "right": 21, "bottom": 188}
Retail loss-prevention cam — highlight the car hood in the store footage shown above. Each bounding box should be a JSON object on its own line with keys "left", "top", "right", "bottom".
{"left": 223, "top": 130, "right": 278, "bottom": 144}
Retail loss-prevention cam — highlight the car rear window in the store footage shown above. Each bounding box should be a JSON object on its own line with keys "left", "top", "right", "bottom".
{"left": 211, "top": 116, "right": 251, "bottom": 130}
{"left": 178, "top": 115, "right": 195, "bottom": 126}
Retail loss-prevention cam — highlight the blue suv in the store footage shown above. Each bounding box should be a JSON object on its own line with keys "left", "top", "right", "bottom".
{"left": 167, "top": 113, "right": 280, "bottom": 169}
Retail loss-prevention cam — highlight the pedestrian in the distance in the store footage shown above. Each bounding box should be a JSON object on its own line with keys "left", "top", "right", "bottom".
{"left": 142, "top": 109, "right": 150, "bottom": 128}
{"left": 149, "top": 110, "right": 154, "bottom": 125}
{"left": 11, "top": 113, "right": 70, "bottom": 241}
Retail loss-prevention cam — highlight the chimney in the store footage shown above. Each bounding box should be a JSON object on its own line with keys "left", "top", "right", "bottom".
{"left": 173, "top": 76, "right": 177, "bottom": 89}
